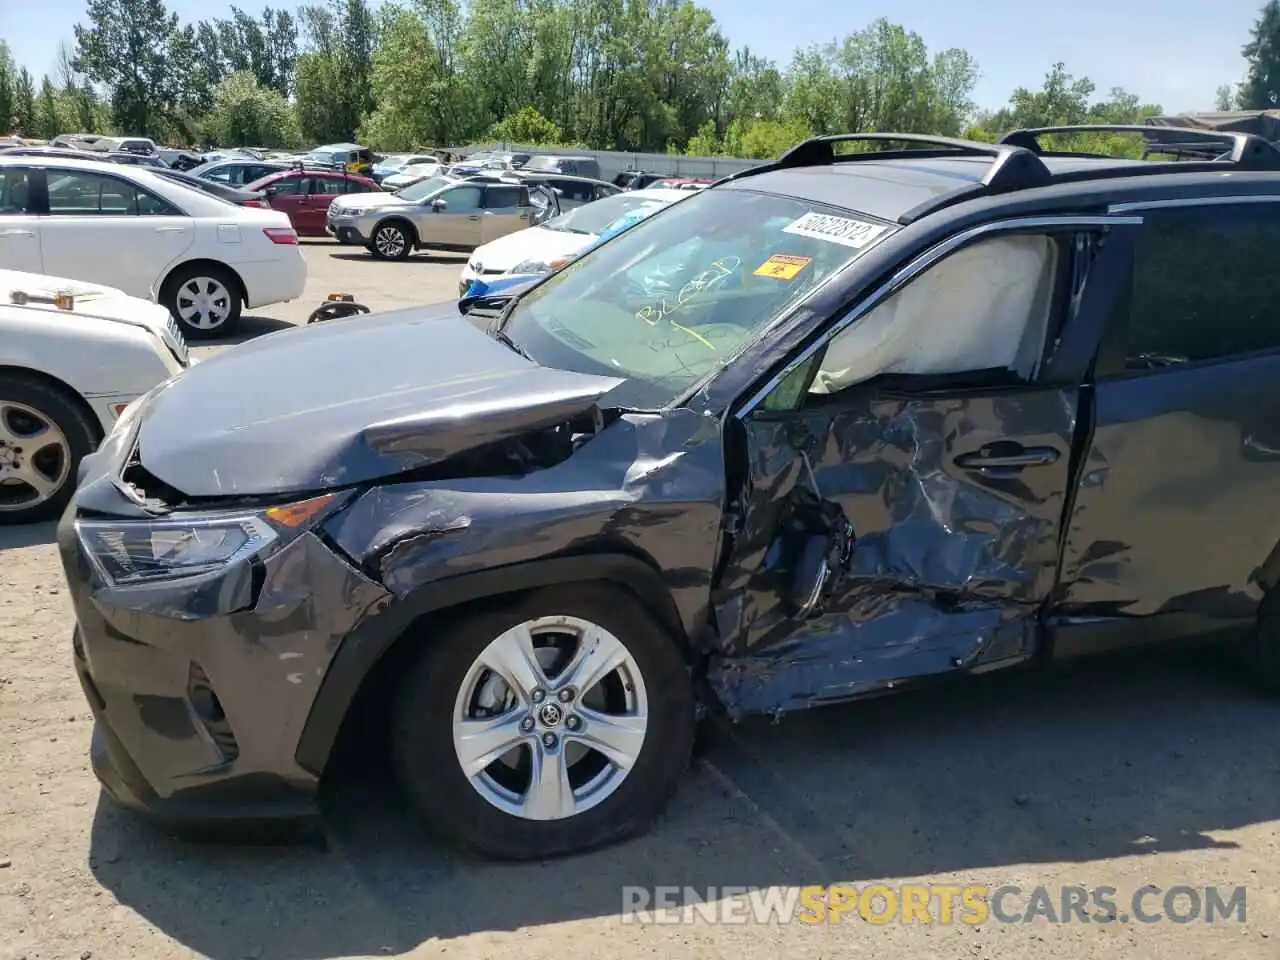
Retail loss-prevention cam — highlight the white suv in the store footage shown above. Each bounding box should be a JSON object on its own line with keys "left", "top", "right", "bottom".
{"left": 0, "top": 155, "right": 307, "bottom": 338}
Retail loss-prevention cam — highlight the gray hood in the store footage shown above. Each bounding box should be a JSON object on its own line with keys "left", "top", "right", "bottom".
{"left": 131, "top": 303, "right": 622, "bottom": 498}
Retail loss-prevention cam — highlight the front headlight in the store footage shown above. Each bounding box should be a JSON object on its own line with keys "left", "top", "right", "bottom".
{"left": 75, "top": 494, "right": 338, "bottom": 588}
{"left": 509, "top": 256, "right": 571, "bottom": 275}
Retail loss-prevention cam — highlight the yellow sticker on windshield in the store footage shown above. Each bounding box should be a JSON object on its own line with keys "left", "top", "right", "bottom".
{"left": 754, "top": 254, "right": 812, "bottom": 280}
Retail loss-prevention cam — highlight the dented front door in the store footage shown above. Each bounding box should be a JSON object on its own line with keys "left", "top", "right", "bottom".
{"left": 707, "top": 220, "right": 1141, "bottom": 717}
{"left": 711, "top": 386, "right": 1077, "bottom": 714}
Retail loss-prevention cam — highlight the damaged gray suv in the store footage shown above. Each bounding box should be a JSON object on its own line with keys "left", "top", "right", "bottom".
{"left": 59, "top": 127, "right": 1280, "bottom": 860}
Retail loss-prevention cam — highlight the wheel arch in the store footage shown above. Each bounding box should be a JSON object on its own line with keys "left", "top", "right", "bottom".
{"left": 373, "top": 216, "right": 419, "bottom": 248}
{"left": 294, "top": 552, "right": 689, "bottom": 777}
{"left": 157, "top": 258, "right": 248, "bottom": 307}
{"left": 0, "top": 365, "right": 105, "bottom": 443}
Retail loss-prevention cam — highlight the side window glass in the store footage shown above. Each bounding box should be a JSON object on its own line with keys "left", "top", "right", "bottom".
{"left": 312, "top": 178, "right": 343, "bottom": 195}
{"left": 135, "top": 187, "right": 180, "bottom": 216}
{"left": 271, "top": 176, "right": 306, "bottom": 196}
{"left": 439, "top": 186, "right": 482, "bottom": 211}
{"left": 205, "top": 167, "right": 233, "bottom": 183}
{"left": 1124, "top": 205, "right": 1280, "bottom": 367}
{"left": 0, "top": 169, "right": 32, "bottom": 214}
{"left": 483, "top": 186, "right": 521, "bottom": 209}
{"left": 809, "top": 233, "right": 1061, "bottom": 396}
{"left": 47, "top": 172, "right": 139, "bottom": 215}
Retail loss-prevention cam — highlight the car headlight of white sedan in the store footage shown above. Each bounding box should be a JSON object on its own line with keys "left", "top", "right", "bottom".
{"left": 508, "top": 256, "right": 574, "bottom": 276}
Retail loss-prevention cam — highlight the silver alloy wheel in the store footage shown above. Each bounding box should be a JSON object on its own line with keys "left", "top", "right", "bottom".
{"left": 175, "top": 276, "right": 233, "bottom": 331}
{"left": 0, "top": 401, "right": 71, "bottom": 512}
{"left": 374, "top": 225, "right": 407, "bottom": 258}
{"left": 452, "top": 615, "right": 649, "bottom": 822}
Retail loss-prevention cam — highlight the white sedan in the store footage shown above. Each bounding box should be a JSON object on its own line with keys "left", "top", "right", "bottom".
{"left": 459, "top": 188, "right": 687, "bottom": 292}
{"left": 0, "top": 269, "right": 189, "bottom": 524}
{"left": 0, "top": 155, "right": 307, "bottom": 338}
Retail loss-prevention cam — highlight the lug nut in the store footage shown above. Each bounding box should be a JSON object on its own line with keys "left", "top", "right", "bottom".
{"left": 557, "top": 687, "right": 575, "bottom": 703}
{"left": 520, "top": 716, "right": 535, "bottom": 733}
{"left": 531, "top": 688, "right": 546, "bottom": 704}
{"left": 565, "top": 715, "right": 581, "bottom": 732}
{"left": 541, "top": 732, "right": 558, "bottom": 749}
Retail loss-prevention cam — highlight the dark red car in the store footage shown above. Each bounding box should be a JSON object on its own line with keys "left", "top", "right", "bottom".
{"left": 245, "top": 169, "right": 381, "bottom": 237}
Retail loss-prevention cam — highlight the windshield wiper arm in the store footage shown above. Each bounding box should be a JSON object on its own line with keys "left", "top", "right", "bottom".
{"left": 490, "top": 327, "right": 532, "bottom": 361}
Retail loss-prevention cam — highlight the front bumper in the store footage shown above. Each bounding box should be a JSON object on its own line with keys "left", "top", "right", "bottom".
{"left": 326, "top": 215, "right": 373, "bottom": 245}
{"left": 237, "top": 252, "right": 307, "bottom": 309}
{"left": 59, "top": 490, "right": 391, "bottom": 829}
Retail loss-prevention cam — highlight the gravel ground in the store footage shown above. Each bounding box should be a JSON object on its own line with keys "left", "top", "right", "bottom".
{"left": 2, "top": 241, "right": 1279, "bottom": 960}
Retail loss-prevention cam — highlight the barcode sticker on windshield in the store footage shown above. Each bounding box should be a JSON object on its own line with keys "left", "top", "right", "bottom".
{"left": 782, "top": 212, "right": 890, "bottom": 249}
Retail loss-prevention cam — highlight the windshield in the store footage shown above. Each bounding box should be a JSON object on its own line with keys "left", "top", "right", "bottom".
{"left": 541, "top": 192, "right": 678, "bottom": 236}
{"left": 306, "top": 150, "right": 343, "bottom": 166}
{"left": 376, "top": 155, "right": 408, "bottom": 170}
{"left": 395, "top": 175, "right": 455, "bottom": 201}
{"left": 500, "top": 189, "right": 895, "bottom": 409}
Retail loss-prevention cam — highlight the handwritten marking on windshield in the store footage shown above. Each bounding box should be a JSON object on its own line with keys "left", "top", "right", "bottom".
{"left": 633, "top": 256, "right": 740, "bottom": 351}
{"left": 636, "top": 256, "right": 739, "bottom": 324}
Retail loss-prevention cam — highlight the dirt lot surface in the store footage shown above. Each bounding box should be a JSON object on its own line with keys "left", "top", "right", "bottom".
{"left": 2, "top": 242, "right": 1279, "bottom": 960}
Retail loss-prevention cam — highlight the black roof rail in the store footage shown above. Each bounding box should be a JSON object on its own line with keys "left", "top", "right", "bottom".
{"left": 999, "top": 124, "right": 1280, "bottom": 169}
{"left": 718, "top": 131, "right": 1053, "bottom": 201}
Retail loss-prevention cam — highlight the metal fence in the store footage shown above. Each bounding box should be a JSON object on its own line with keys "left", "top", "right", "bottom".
{"left": 451, "top": 141, "right": 761, "bottom": 181}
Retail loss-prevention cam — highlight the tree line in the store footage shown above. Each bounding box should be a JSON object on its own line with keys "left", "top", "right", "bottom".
{"left": 3, "top": 0, "right": 1280, "bottom": 159}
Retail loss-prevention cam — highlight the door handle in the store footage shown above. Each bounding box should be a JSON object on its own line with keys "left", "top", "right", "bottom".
{"left": 155, "top": 226, "right": 187, "bottom": 233}
{"left": 954, "top": 442, "right": 1060, "bottom": 471}
{"left": 0, "top": 228, "right": 34, "bottom": 237}
{"left": 468, "top": 215, "right": 482, "bottom": 221}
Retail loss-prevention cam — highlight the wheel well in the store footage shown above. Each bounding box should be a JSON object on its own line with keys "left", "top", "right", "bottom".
{"left": 375, "top": 216, "right": 419, "bottom": 247}
{"left": 159, "top": 259, "right": 248, "bottom": 306}
{"left": 0, "top": 365, "right": 105, "bottom": 443}
{"left": 318, "top": 573, "right": 694, "bottom": 784}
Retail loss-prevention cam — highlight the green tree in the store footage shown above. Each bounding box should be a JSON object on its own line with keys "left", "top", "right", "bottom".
{"left": 684, "top": 118, "right": 720, "bottom": 155}
{"left": 204, "top": 71, "right": 298, "bottom": 147}
{"left": 294, "top": 0, "right": 377, "bottom": 142}
{"left": 1242, "top": 0, "right": 1280, "bottom": 108}
{"left": 0, "top": 43, "right": 13, "bottom": 133}
{"left": 487, "top": 106, "right": 562, "bottom": 144}
{"left": 73, "top": 0, "right": 188, "bottom": 135}
{"left": 724, "top": 48, "right": 784, "bottom": 127}
{"left": 35, "top": 77, "right": 62, "bottom": 139}
{"left": 1216, "top": 83, "right": 1237, "bottom": 110}
{"left": 11, "top": 68, "right": 36, "bottom": 136}
{"left": 722, "top": 116, "right": 811, "bottom": 158}
{"left": 357, "top": 0, "right": 466, "bottom": 148}
{"left": 782, "top": 20, "right": 977, "bottom": 139}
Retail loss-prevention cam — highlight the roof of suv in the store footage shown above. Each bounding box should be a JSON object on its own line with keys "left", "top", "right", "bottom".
{"left": 726, "top": 155, "right": 1144, "bottom": 223}
{"left": 718, "top": 127, "right": 1280, "bottom": 225}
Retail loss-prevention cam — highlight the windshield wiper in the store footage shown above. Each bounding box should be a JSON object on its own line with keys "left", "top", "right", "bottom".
{"left": 490, "top": 327, "right": 532, "bottom": 361}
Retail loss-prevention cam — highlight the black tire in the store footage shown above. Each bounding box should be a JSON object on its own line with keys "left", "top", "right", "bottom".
{"left": 369, "top": 221, "right": 413, "bottom": 261}
{"left": 391, "top": 585, "right": 696, "bottom": 860}
{"left": 161, "top": 264, "right": 243, "bottom": 339}
{"left": 1247, "top": 593, "right": 1280, "bottom": 694}
{"left": 0, "top": 374, "right": 98, "bottom": 525}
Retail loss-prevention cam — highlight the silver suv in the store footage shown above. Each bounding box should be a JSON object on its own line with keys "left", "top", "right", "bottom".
{"left": 327, "top": 175, "right": 558, "bottom": 260}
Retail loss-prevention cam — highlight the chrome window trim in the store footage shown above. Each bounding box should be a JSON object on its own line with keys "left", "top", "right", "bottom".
{"left": 735, "top": 214, "right": 1144, "bottom": 418}
{"left": 1109, "top": 194, "right": 1280, "bottom": 213}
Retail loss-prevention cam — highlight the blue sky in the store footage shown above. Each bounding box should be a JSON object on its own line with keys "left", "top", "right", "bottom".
{"left": 2, "top": 0, "right": 1265, "bottom": 113}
